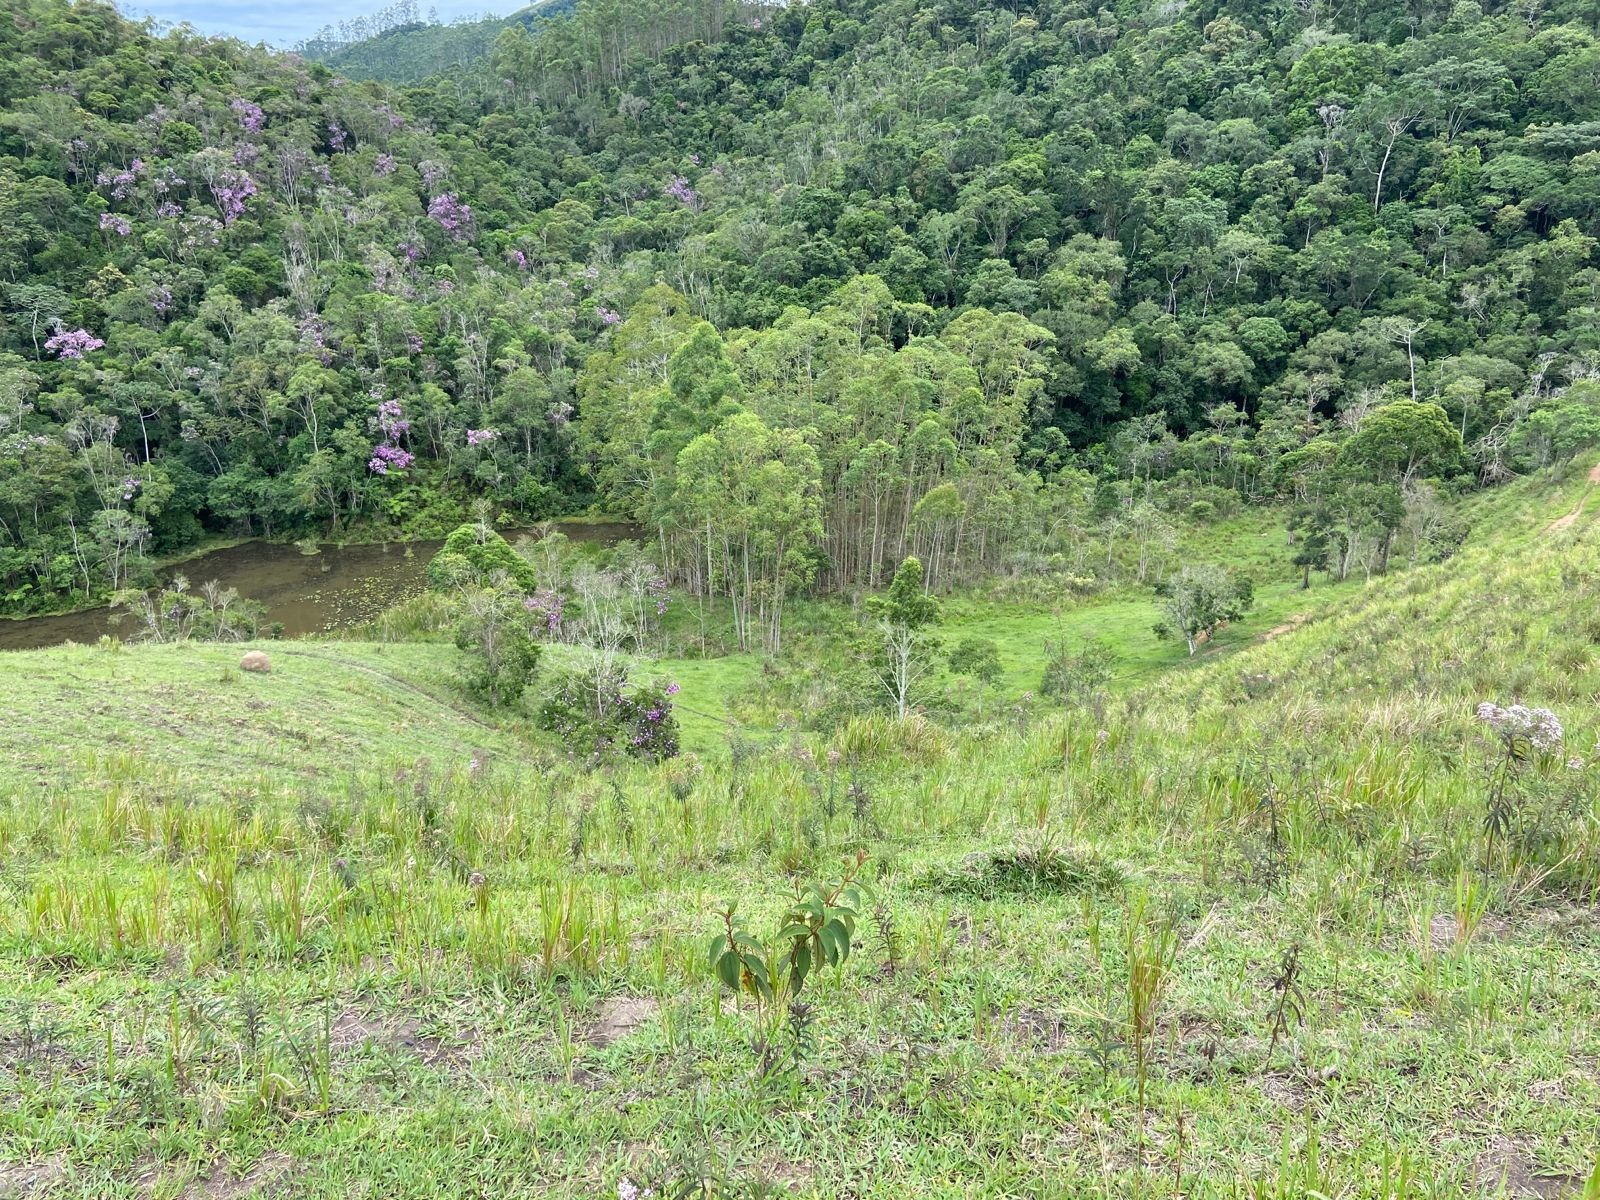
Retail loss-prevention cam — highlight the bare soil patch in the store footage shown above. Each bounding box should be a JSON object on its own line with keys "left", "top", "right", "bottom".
{"left": 0, "top": 1153, "right": 68, "bottom": 1197}
{"left": 1473, "top": 1136, "right": 1587, "bottom": 1198}
{"left": 588, "top": 996, "right": 658, "bottom": 1047}
{"left": 330, "top": 1009, "right": 476, "bottom": 1068}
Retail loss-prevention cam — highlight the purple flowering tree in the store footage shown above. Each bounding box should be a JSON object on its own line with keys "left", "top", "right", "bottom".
{"left": 663, "top": 175, "right": 701, "bottom": 209}
{"left": 368, "top": 394, "right": 415, "bottom": 475}
{"left": 427, "top": 193, "right": 473, "bottom": 241}
{"left": 230, "top": 99, "right": 265, "bottom": 133}
{"left": 45, "top": 329, "right": 105, "bottom": 359}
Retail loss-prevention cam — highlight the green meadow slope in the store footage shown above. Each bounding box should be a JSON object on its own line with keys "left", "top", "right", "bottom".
{"left": 0, "top": 469, "right": 1596, "bottom": 1198}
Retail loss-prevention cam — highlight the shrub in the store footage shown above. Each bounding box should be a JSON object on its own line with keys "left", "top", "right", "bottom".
{"left": 1040, "top": 635, "right": 1117, "bottom": 704}
{"left": 537, "top": 661, "right": 680, "bottom": 762}
{"left": 427, "top": 523, "right": 537, "bottom": 592}
{"left": 454, "top": 587, "right": 540, "bottom": 707}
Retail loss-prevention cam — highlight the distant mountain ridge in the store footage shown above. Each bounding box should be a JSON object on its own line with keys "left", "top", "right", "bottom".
{"left": 301, "top": 0, "right": 575, "bottom": 83}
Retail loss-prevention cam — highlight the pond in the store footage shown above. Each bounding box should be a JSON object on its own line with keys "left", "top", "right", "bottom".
{"left": 0, "top": 522, "right": 640, "bottom": 651}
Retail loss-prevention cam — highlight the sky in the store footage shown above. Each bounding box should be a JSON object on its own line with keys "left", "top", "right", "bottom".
{"left": 117, "top": 1, "right": 506, "bottom": 47}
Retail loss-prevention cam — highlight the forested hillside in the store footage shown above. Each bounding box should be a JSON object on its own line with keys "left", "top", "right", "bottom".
{"left": 2, "top": 0, "right": 1599, "bottom": 615}
{"left": 297, "top": 0, "right": 576, "bottom": 84}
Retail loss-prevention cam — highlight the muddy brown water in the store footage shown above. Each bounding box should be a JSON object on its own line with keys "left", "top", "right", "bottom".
{"left": 0, "top": 522, "right": 639, "bottom": 651}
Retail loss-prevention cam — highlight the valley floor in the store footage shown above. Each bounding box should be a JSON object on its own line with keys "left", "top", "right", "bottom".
{"left": 0, "top": 466, "right": 1598, "bottom": 1198}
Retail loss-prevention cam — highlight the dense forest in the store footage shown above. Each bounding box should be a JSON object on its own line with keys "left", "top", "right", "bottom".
{"left": 1, "top": 0, "right": 1598, "bottom": 618}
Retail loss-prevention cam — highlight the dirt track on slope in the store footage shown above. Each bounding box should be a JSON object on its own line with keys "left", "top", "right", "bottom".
{"left": 1543, "top": 461, "right": 1600, "bottom": 534}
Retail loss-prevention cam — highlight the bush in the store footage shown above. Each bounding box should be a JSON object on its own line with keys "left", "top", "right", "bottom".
{"left": 427, "top": 523, "right": 537, "bottom": 591}
{"left": 454, "top": 587, "right": 540, "bottom": 707}
{"left": 537, "top": 661, "right": 680, "bottom": 762}
{"left": 1040, "top": 635, "right": 1117, "bottom": 705}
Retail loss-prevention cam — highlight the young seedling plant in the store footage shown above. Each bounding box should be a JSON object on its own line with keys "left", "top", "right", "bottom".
{"left": 710, "top": 851, "right": 868, "bottom": 1074}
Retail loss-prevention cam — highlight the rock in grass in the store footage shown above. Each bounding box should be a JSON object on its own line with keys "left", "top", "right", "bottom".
{"left": 240, "top": 650, "right": 272, "bottom": 674}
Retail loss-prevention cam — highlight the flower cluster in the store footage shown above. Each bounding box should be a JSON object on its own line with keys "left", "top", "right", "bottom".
{"left": 466, "top": 428, "right": 498, "bottom": 447}
{"left": 376, "top": 396, "right": 410, "bottom": 438}
{"left": 1476, "top": 702, "right": 1563, "bottom": 752}
{"left": 44, "top": 328, "right": 105, "bottom": 359}
{"left": 617, "top": 1180, "right": 654, "bottom": 1200}
{"left": 327, "top": 121, "right": 348, "bottom": 152}
{"left": 157, "top": 200, "right": 182, "bottom": 219}
{"left": 99, "top": 212, "right": 132, "bottom": 237}
{"left": 508, "top": 248, "right": 528, "bottom": 270}
{"left": 230, "top": 98, "right": 265, "bottom": 133}
{"left": 663, "top": 175, "right": 699, "bottom": 207}
{"left": 665, "top": 681, "right": 680, "bottom": 696}
{"left": 233, "top": 142, "right": 260, "bottom": 167}
{"left": 120, "top": 475, "right": 141, "bottom": 502}
{"left": 369, "top": 395, "right": 414, "bottom": 475}
{"left": 523, "top": 589, "right": 564, "bottom": 635}
{"left": 596, "top": 306, "right": 622, "bottom": 325}
{"left": 427, "top": 193, "right": 473, "bottom": 240}
{"left": 95, "top": 158, "right": 145, "bottom": 200}
{"left": 374, "top": 153, "right": 397, "bottom": 177}
{"left": 369, "top": 443, "right": 415, "bottom": 474}
{"left": 212, "top": 169, "right": 257, "bottom": 225}
{"left": 396, "top": 240, "right": 424, "bottom": 263}
{"left": 149, "top": 285, "right": 173, "bottom": 315}
{"left": 649, "top": 576, "right": 670, "bottom": 615}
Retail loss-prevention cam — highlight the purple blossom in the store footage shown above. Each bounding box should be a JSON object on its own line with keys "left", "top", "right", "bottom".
{"left": 157, "top": 201, "right": 182, "bottom": 219}
{"left": 406, "top": 332, "right": 423, "bottom": 353}
{"left": 466, "top": 428, "right": 498, "bottom": 447}
{"left": 368, "top": 392, "right": 415, "bottom": 473}
{"left": 368, "top": 442, "right": 415, "bottom": 475}
{"left": 376, "top": 396, "right": 410, "bottom": 438}
{"left": 374, "top": 153, "right": 397, "bottom": 177}
{"left": 233, "top": 142, "right": 260, "bottom": 167}
{"left": 397, "top": 240, "right": 424, "bottom": 263}
{"left": 99, "top": 213, "right": 132, "bottom": 237}
{"left": 1476, "top": 702, "right": 1563, "bottom": 752}
{"left": 523, "top": 590, "right": 564, "bottom": 634}
{"left": 596, "top": 306, "right": 622, "bottom": 325}
{"left": 149, "top": 285, "right": 173, "bottom": 315}
{"left": 120, "top": 475, "right": 141, "bottom": 502}
{"left": 427, "top": 192, "right": 473, "bottom": 240}
{"left": 435, "top": 278, "right": 455, "bottom": 296}
{"left": 96, "top": 159, "right": 144, "bottom": 200}
{"left": 328, "top": 121, "right": 348, "bottom": 152}
{"left": 663, "top": 175, "right": 700, "bottom": 208}
{"left": 508, "top": 248, "right": 528, "bottom": 270}
{"left": 210, "top": 169, "right": 257, "bottom": 225}
{"left": 44, "top": 329, "right": 105, "bottom": 359}
{"left": 230, "top": 98, "right": 265, "bottom": 133}
{"left": 665, "top": 681, "right": 680, "bottom": 696}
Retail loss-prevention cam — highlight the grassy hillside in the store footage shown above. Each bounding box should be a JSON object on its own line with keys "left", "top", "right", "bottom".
{"left": 0, "top": 471, "right": 1597, "bottom": 1197}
